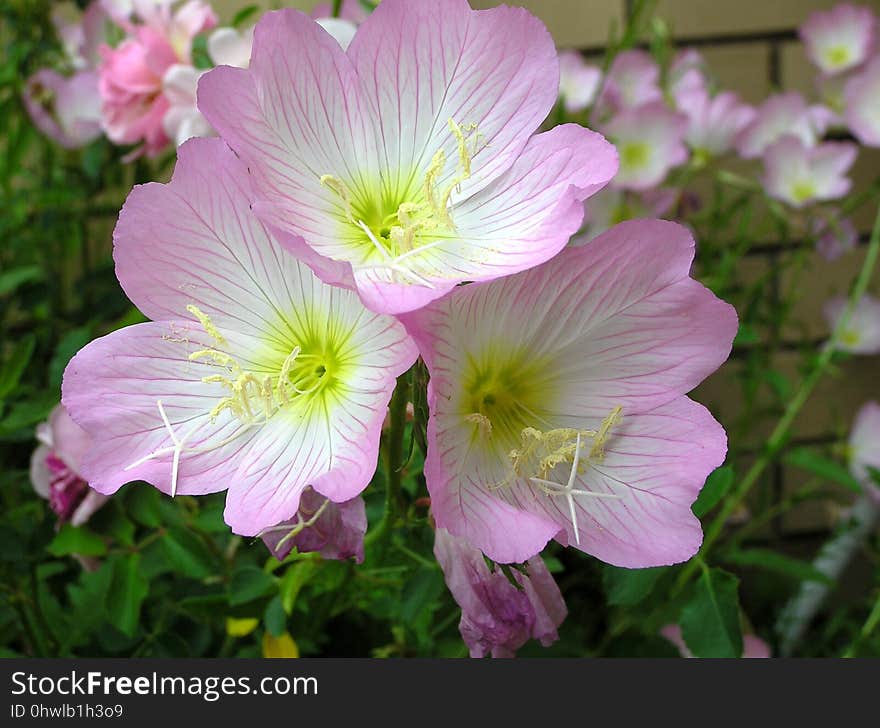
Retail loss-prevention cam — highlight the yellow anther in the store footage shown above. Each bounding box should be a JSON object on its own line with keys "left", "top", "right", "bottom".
{"left": 186, "top": 305, "right": 226, "bottom": 345}
{"left": 320, "top": 174, "right": 355, "bottom": 222}
{"left": 423, "top": 149, "right": 447, "bottom": 216}
{"left": 590, "top": 406, "right": 623, "bottom": 460}
{"left": 189, "top": 348, "right": 239, "bottom": 371}
{"left": 464, "top": 412, "right": 493, "bottom": 438}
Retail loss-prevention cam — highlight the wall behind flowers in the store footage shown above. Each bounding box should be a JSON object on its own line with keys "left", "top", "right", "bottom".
{"left": 2, "top": 0, "right": 879, "bottom": 660}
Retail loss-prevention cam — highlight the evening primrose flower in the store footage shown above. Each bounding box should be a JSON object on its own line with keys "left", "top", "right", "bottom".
{"left": 558, "top": 51, "right": 602, "bottom": 114}
{"left": 762, "top": 135, "right": 856, "bottom": 208}
{"left": 845, "top": 56, "right": 880, "bottom": 146}
{"left": 22, "top": 70, "right": 103, "bottom": 149}
{"left": 824, "top": 294, "right": 880, "bottom": 354}
{"left": 434, "top": 528, "right": 566, "bottom": 658}
{"left": 603, "top": 102, "right": 688, "bottom": 190}
{"left": 736, "top": 92, "right": 834, "bottom": 159}
{"left": 197, "top": 1, "right": 618, "bottom": 315}
{"left": 674, "top": 86, "right": 756, "bottom": 159}
{"left": 576, "top": 187, "right": 677, "bottom": 242}
{"left": 595, "top": 50, "right": 663, "bottom": 116}
{"left": 849, "top": 401, "right": 880, "bottom": 493}
{"left": 399, "top": 220, "right": 736, "bottom": 566}
{"left": 61, "top": 138, "right": 417, "bottom": 536}
{"left": 800, "top": 3, "right": 876, "bottom": 76}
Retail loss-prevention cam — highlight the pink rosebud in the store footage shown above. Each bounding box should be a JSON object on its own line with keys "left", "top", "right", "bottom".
{"left": 434, "top": 528, "right": 566, "bottom": 658}
{"left": 661, "top": 624, "right": 771, "bottom": 658}
{"left": 30, "top": 405, "right": 108, "bottom": 527}
{"left": 762, "top": 135, "right": 856, "bottom": 208}
{"left": 800, "top": 3, "right": 876, "bottom": 76}
{"left": 262, "top": 488, "right": 368, "bottom": 563}
{"left": 844, "top": 56, "right": 880, "bottom": 146}
{"left": 23, "top": 69, "right": 103, "bottom": 149}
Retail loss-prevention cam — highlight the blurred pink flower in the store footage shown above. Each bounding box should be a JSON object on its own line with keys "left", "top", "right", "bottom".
{"left": 824, "top": 294, "right": 880, "bottom": 354}
{"left": 661, "top": 624, "right": 771, "bottom": 658}
{"left": 558, "top": 50, "right": 602, "bottom": 113}
{"left": 207, "top": 25, "right": 255, "bottom": 67}
{"left": 845, "top": 56, "right": 880, "bottom": 146}
{"left": 54, "top": 0, "right": 109, "bottom": 70}
{"left": 595, "top": 49, "right": 662, "bottom": 117}
{"left": 399, "top": 220, "right": 736, "bottom": 566}
{"left": 667, "top": 48, "right": 707, "bottom": 99}
{"left": 98, "top": 0, "right": 217, "bottom": 156}
{"left": 675, "top": 86, "right": 756, "bottom": 158}
{"left": 434, "top": 528, "right": 566, "bottom": 658}
{"left": 812, "top": 215, "right": 858, "bottom": 260}
{"left": 23, "top": 69, "right": 103, "bottom": 149}
{"left": 262, "top": 488, "right": 367, "bottom": 563}
{"left": 849, "top": 401, "right": 880, "bottom": 496}
{"left": 577, "top": 186, "right": 677, "bottom": 241}
{"left": 800, "top": 3, "right": 876, "bottom": 76}
{"left": 762, "top": 135, "right": 856, "bottom": 208}
{"left": 30, "top": 405, "right": 108, "bottom": 527}
{"left": 603, "top": 101, "right": 689, "bottom": 190}
{"left": 736, "top": 92, "right": 833, "bottom": 159}
{"left": 198, "top": 2, "right": 617, "bottom": 315}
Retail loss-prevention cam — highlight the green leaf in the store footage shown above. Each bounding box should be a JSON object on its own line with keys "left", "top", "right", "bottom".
{"left": 0, "top": 265, "right": 43, "bottom": 296}
{"left": 48, "top": 327, "right": 92, "bottom": 389}
{"left": 0, "top": 335, "right": 35, "bottom": 400}
{"left": 603, "top": 565, "right": 666, "bottom": 606}
{"left": 125, "top": 485, "right": 163, "bottom": 528}
{"left": 232, "top": 4, "right": 260, "bottom": 28}
{"left": 722, "top": 548, "right": 832, "bottom": 585}
{"left": 264, "top": 595, "right": 287, "bottom": 637}
{"left": 733, "top": 323, "right": 759, "bottom": 346}
{"left": 692, "top": 465, "right": 735, "bottom": 518}
{"left": 784, "top": 447, "right": 861, "bottom": 492}
{"left": 399, "top": 567, "right": 444, "bottom": 624}
{"left": 279, "top": 560, "right": 317, "bottom": 614}
{"left": 680, "top": 567, "right": 742, "bottom": 658}
{"left": 229, "top": 566, "right": 276, "bottom": 606}
{"left": 106, "top": 554, "right": 148, "bottom": 637}
{"left": 47, "top": 524, "right": 107, "bottom": 558}
{"left": 160, "top": 528, "right": 218, "bottom": 580}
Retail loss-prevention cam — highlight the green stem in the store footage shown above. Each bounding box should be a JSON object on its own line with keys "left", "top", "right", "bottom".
{"left": 675, "top": 205, "right": 880, "bottom": 594}
{"left": 843, "top": 589, "right": 880, "bottom": 658}
{"left": 332, "top": 0, "right": 343, "bottom": 18}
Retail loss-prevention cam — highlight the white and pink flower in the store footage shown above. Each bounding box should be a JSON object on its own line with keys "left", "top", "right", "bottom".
{"left": 762, "top": 135, "right": 857, "bottom": 208}
{"left": 736, "top": 92, "right": 833, "bottom": 159}
{"left": 558, "top": 50, "right": 602, "bottom": 114}
{"left": 844, "top": 56, "right": 880, "bottom": 146}
{"left": 399, "top": 219, "right": 736, "bottom": 566}
{"left": 23, "top": 70, "right": 103, "bottom": 149}
{"left": 197, "top": 2, "right": 618, "bottom": 315}
{"left": 61, "top": 138, "right": 417, "bottom": 537}
{"left": 824, "top": 294, "right": 880, "bottom": 354}
{"left": 849, "top": 401, "right": 880, "bottom": 495}
{"left": 800, "top": 3, "right": 876, "bottom": 77}
{"left": 675, "top": 86, "right": 756, "bottom": 158}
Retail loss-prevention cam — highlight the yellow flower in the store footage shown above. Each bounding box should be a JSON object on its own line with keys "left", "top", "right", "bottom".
{"left": 262, "top": 632, "right": 299, "bottom": 658}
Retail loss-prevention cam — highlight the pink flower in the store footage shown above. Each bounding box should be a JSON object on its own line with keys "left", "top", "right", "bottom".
{"left": 558, "top": 50, "right": 602, "bottom": 113}
{"left": 667, "top": 49, "right": 708, "bottom": 100}
{"left": 98, "top": 0, "right": 217, "bottom": 156}
{"left": 824, "top": 294, "right": 880, "bottom": 354}
{"left": 23, "top": 69, "right": 103, "bottom": 149}
{"left": 54, "top": 0, "right": 109, "bottom": 71}
{"left": 812, "top": 215, "right": 858, "bottom": 261}
{"left": 603, "top": 101, "right": 689, "bottom": 190}
{"left": 30, "top": 405, "right": 108, "bottom": 527}
{"left": 262, "top": 488, "right": 367, "bottom": 563}
{"left": 849, "top": 401, "right": 880, "bottom": 495}
{"left": 675, "top": 86, "right": 756, "bottom": 158}
{"left": 434, "top": 528, "right": 566, "bottom": 657}
{"left": 595, "top": 50, "right": 663, "bottom": 117}
{"left": 61, "top": 138, "right": 417, "bottom": 537}
{"left": 208, "top": 25, "right": 255, "bottom": 68}
{"left": 736, "top": 92, "right": 833, "bottom": 159}
{"left": 661, "top": 624, "right": 771, "bottom": 658}
{"left": 762, "top": 135, "right": 856, "bottom": 208}
{"left": 161, "top": 64, "right": 212, "bottom": 146}
{"left": 800, "top": 3, "right": 876, "bottom": 76}
{"left": 398, "top": 220, "right": 736, "bottom": 566}
{"left": 845, "top": 56, "right": 880, "bottom": 146}
{"left": 197, "top": 3, "right": 618, "bottom": 315}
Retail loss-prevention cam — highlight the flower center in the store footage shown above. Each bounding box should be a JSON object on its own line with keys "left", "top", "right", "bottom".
{"left": 823, "top": 45, "right": 851, "bottom": 69}
{"left": 791, "top": 180, "right": 817, "bottom": 204}
{"left": 320, "top": 119, "right": 482, "bottom": 287}
{"left": 619, "top": 141, "right": 651, "bottom": 171}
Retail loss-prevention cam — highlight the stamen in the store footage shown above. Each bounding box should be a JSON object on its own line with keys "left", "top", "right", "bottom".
{"left": 256, "top": 497, "right": 331, "bottom": 550}
{"left": 320, "top": 174, "right": 355, "bottom": 222}
{"left": 186, "top": 305, "right": 226, "bottom": 345}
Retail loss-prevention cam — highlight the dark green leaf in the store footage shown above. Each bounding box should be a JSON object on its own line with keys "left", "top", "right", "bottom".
{"left": 692, "top": 465, "right": 735, "bottom": 518}
{"left": 0, "top": 265, "right": 43, "bottom": 296}
{"left": 680, "top": 567, "right": 742, "bottom": 658}
{"left": 48, "top": 327, "right": 92, "bottom": 389}
{"left": 722, "top": 548, "right": 832, "bottom": 584}
{"left": 603, "top": 565, "right": 667, "bottom": 606}
{"left": 0, "top": 335, "right": 35, "bottom": 400}
{"left": 784, "top": 447, "right": 861, "bottom": 492}
{"left": 232, "top": 4, "right": 260, "bottom": 28}
{"left": 160, "top": 528, "right": 217, "bottom": 580}
{"left": 229, "top": 566, "right": 275, "bottom": 606}
{"left": 47, "top": 524, "right": 107, "bottom": 558}
{"left": 106, "top": 554, "right": 148, "bottom": 637}
{"left": 264, "top": 595, "right": 287, "bottom": 637}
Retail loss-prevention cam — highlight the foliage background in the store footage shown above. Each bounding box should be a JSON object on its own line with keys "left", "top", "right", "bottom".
{"left": 1, "top": 0, "right": 879, "bottom": 657}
